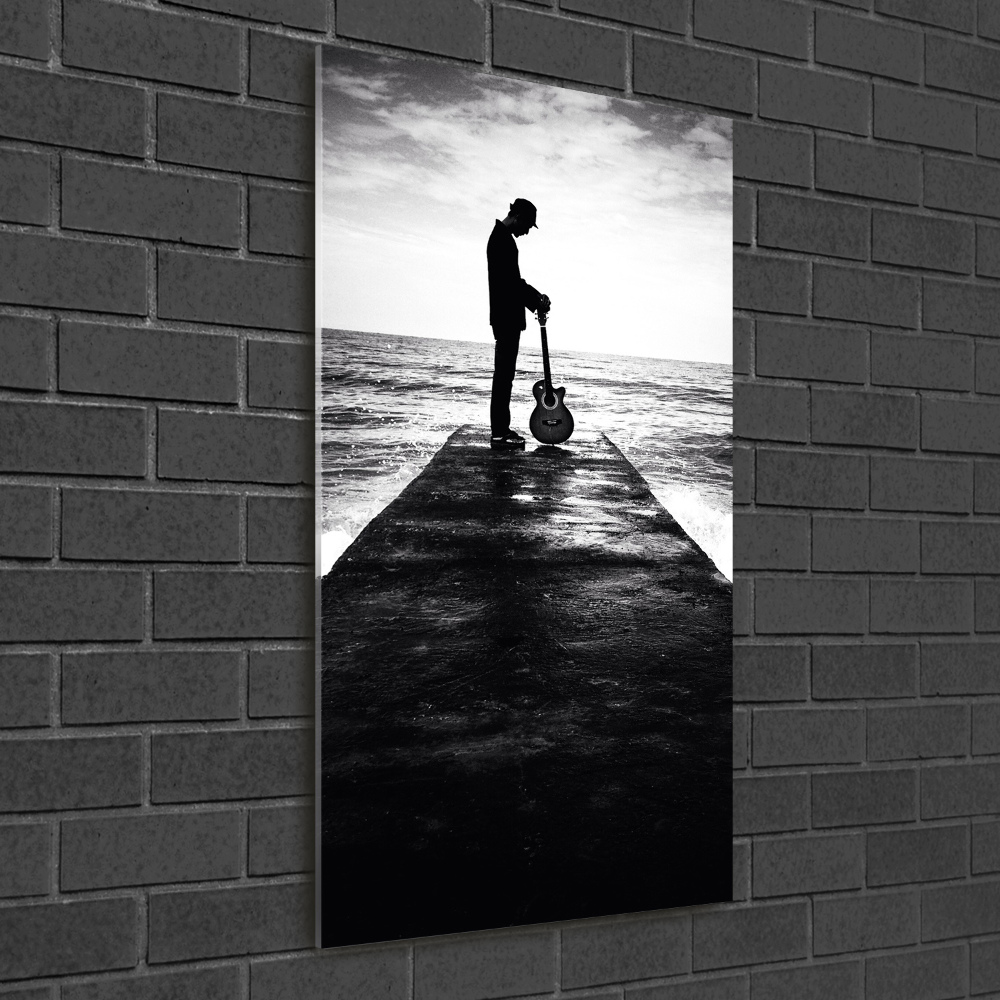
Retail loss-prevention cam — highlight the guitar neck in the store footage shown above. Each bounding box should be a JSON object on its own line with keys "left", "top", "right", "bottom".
{"left": 540, "top": 324, "right": 553, "bottom": 392}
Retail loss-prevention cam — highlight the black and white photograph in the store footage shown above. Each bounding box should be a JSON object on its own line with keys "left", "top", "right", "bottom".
{"left": 317, "top": 44, "right": 734, "bottom": 948}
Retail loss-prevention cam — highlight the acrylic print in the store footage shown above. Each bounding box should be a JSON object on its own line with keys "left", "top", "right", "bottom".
{"left": 317, "top": 44, "right": 733, "bottom": 947}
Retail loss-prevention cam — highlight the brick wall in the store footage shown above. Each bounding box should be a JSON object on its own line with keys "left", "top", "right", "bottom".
{"left": 1, "top": 0, "right": 999, "bottom": 997}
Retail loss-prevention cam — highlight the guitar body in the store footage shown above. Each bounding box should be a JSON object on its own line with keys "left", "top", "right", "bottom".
{"left": 529, "top": 379, "right": 574, "bottom": 444}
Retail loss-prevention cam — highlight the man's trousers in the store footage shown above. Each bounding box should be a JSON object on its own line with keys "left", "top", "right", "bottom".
{"left": 490, "top": 326, "right": 521, "bottom": 437}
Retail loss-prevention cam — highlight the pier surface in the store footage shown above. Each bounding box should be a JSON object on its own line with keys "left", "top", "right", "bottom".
{"left": 321, "top": 425, "right": 732, "bottom": 946}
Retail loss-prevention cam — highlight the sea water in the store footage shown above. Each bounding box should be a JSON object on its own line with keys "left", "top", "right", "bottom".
{"left": 320, "top": 329, "right": 733, "bottom": 579}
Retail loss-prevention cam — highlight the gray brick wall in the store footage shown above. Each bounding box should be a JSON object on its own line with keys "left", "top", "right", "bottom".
{"left": 2, "top": 0, "right": 1000, "bottom": 997}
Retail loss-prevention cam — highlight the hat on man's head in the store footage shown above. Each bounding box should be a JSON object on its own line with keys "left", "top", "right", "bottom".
{"left": 510, "top": 198, "right": 538, "bottom": 228}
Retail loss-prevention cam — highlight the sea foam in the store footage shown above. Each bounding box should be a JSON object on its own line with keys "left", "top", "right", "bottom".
{"left": 320, "top": 329, "right": 732, "bottom": 582}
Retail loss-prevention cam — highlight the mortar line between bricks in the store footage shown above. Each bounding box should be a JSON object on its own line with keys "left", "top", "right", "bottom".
{"left": 316, "top": 38, "right": 478, "bottom": 80}
{"left": 0, "top": 555, "right": 310, "bottom": 572}
{"left": 239, "top": 645, "right": 250, "bottom": 723}
{"left": 143, "top": 567, "right": 154, "bottom": 647}
{"left": 822, "top": 936, "right": 987, "bottom": 968}
{"left": 247, "top": 176, "right": 314, "bottom": 195}
{"left": 757, "top": 50, "right": 920, "bottom": 90}
{"left": 51, "top": 485, "right": 62, "bottom": 571}
{"left": 47, "top": 812, "right": 58, "bottom": 901}
{"left": 0, "top": 879, "right": 314, "bottom": 923}
{"left": 554, "top": 925, "right": 562, "bottom": 992}
{"left": 239, "top": 22, "right": 249, "bottom": 99}
{"left": 38, "top": 137, "right": 309, "bottom": 188}
{"left": 156, "top": 872, "right": 319, "bottom": 898}
{"left": 0, "top": 476, "right": 312, "bottom": 498}
{"left": 239, "top": 800, "right": 249, "bottom": 879}
{"left": 47, "top": 0, "right": 60, "bottom": 68}
{"left": 624, "top": 28, "right": 633, "bottom": 97}
{"left": 0, "top": 883, "right": 149, "bottom": 911}
{"left": 916, "top": 77, "right": 1000, "bottom": 109}
{"left": 742, "top": 134, "right": 976, "bottom": 179}
{"left": 0, "top": 843, "right": 315, "bottom": 892}
{"left": 598, "top": 970, "right": 737, "bottom": 995}
{"left": 143, "top": 78, "right": 156, "bottom": 163}
{"left": 151, "top": 401, "right": 315, "bottom": 421}
{"left": 239, "top": 493, "right": 248, "bottom": 565}
{"left": 749, "top": 244, "right": 1000, "bottom": 286}
{"left": 0, "top": 308, "right": 311, "bottom": 340}
{"left": 497, "top": 0, "right": 600, "bottom": 19}
{"left": 136, "top": 889, "right": 150, "bottom": 978}
{"left": 0, "top": 220, "right": 160, "bottom": 254}
{"left": 153, "top": 716, "right": 315, "bottom": 736}
{"left": 246, "top": 21, "right": 335, "bottom": 47}
{"left": 237, "top": 333, "right": 249, "bottom": 409}
{"left": 45, "top": 146, "right": 317, "bottom": 191}
{"left": 0, "top": 796, "right": 313, "bottom": 822}
{"left": 0, "top": 639, "right": 313, "bottom": 658}
{"left": 37, "top": 956, "right": 252, "bottom": 994}
{"left": 0, "top": 715, "right": 315, "bottom": 740}
{"left": 794, "top": 117, "right": 985, "bottom": 159}
{"left": 0, "top": 53, "right": 65, "bottom": 74}
{"left": 143, "top": 238, "right": 160, "bottom": 329}
{"left": 237, "top": 958, "right": 250, "bottom": 1000}
{"left": 807, "top": 5, "right": 815, "bottom": 66}
{"left": 488, "top": 65, "right": 635, "bottom": 106}
{"left": 153, "top": 76, "right": 320, "bottom": 115}
{"left": 857, "top": 7, "right": 981, "bottom": 38}
{"left": 48, "top": 149, "right": 61, "bottom": 237}
{"left": 0, "top": 55, "right": 324, "bottom": 116}
{"left": 141, "top": 0, "right": 325, "bottom": 32}
{"left": 48, "top": 648, "right": 60, "bottom": 733}
{"left": 134, "top": 726, "right": 152, "bottom": 818}
{"left": 736, "top": 635, "right": 919, "bottom": 647}
{"left": 240, "top": 173, "right": 249, "bottom": 253}
{"left": 144, "top": 402, "right": 157, "bottom": 482}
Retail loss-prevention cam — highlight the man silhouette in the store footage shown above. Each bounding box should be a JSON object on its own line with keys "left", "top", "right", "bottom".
{"left": 486, "top": 198, "right": 550, "bottom": 450}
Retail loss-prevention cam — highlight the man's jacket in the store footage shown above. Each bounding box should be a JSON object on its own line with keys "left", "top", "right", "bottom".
{"left": 487, "top": 220, "right": 542, "bottom": 332}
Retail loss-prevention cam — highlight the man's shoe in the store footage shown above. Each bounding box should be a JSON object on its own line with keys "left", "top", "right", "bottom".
{"left": 490, "top": 430, "right": 526, "bottom": 450}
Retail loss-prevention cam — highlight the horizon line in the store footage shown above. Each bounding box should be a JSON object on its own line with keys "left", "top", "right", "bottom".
{"left": 321, "top": 327, "right": 733, "bottom": 368}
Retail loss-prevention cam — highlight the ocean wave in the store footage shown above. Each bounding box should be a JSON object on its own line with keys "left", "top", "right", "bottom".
{"left": 321, "top": 410, "right": 412, "bottom": 428}
{"left": 321, "top": 329, "right": 732, "bottom": 577}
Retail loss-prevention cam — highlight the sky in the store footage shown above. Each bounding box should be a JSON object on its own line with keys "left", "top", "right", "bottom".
{"left": 320, "top": 48, "right": 732, "bottom": 364}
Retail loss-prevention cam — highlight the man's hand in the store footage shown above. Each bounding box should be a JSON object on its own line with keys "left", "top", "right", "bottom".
{"left": 539, "top": 294, "right": 551, "bottom": 312}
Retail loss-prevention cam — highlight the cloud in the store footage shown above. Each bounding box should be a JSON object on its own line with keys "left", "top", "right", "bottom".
{"left": 324, "top": 63, "right": 399, "bottom": 104}
{"left": 320, "top": 50, "right": 732, "bottom": 362}
{"left": 323, "top": 62, "right": 729, "bottom": 213}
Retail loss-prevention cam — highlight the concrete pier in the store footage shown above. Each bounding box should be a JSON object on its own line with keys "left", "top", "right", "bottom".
{"left": 320, "top": 425, "right": 732, "bottom": 946}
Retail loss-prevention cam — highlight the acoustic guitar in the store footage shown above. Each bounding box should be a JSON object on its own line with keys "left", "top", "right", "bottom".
{"left": 528, "top": 308, "right": 574, "bottom": 445}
